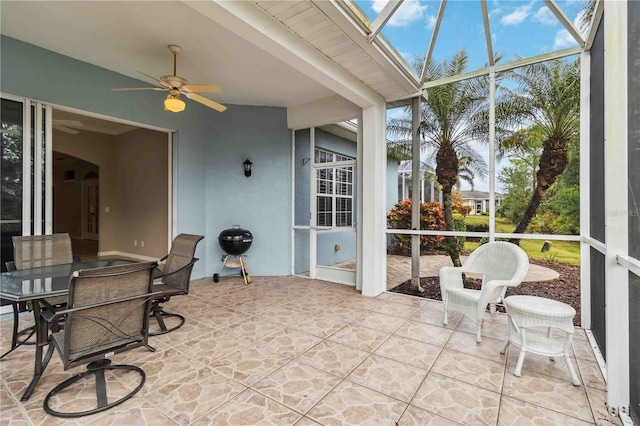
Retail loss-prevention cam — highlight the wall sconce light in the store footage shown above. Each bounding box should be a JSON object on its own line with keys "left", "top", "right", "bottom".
{"left": 243, "top": 159, "right": 253, "bottom": 177}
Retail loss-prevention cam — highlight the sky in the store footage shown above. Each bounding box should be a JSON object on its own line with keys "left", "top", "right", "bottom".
{"left": 354, "top": 0, "right": 585, "bottom": 71}
{"left": 353, "top": 0, "right": 586, "bottom": 192}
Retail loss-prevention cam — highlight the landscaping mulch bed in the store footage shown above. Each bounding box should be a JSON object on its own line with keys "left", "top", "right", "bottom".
{"left": 389, "top": 259, "right": 581, "bottom": 326}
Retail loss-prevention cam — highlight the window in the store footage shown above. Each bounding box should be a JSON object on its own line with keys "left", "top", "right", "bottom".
{"left": 315, "top": 148, "right": 354, "bottom": 227}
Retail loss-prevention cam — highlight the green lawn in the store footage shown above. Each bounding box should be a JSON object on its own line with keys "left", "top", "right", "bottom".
{"left": 463, "top": 215, "right": 581, "bottom": 266}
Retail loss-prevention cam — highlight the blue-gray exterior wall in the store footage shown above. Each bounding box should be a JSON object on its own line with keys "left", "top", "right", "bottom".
{"left": 206, "top": 105, "right": 291, "bottom": 276}
{"left": 386, "top": 158, "right": 399, "bottom": 211}
{"left": 1, "top": 36, "right": 292, "bottom": 278}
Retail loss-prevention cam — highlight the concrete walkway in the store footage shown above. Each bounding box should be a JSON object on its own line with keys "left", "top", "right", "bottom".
{"left": 386, "top": 254, "right": 559, "bottom": 290}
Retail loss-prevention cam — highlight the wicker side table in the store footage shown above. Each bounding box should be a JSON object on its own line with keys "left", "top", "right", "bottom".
{"left": 500, "top": 295, "right": 580, "bottom": 386}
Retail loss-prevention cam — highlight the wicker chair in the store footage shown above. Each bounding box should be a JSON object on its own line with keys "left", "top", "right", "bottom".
{"left": 0, "top": 234, "right": 79, "bottom": 359}
{"left": 440, "top": 241, "right": 529, "bottom": 343}
{"left": 42, "top": 261, "right": 157, "bottom": 418}
{"left": 149, "top": 234, "right": 203, "bottom": 336}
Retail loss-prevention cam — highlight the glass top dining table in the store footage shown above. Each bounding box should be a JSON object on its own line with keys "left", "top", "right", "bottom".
{"left": 0, "top": 258, "right": 137, "bottom": 401}
{"left": 0, "top": 259, "right": 135, "bottom": 302}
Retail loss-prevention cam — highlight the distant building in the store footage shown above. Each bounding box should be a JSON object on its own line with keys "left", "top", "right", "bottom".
{"left": 397, "top": 160, "right": 442, "bottom": 204}
{"left": 461, "top": 190, "right": 504, "bottom": 215}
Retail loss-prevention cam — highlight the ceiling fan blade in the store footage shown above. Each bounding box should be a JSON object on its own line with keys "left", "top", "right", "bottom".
{"left": 184, "top": 92, "right": 227, "bottom": 112}
{"left": 54, "top": 125, "right": 80, "bottom": 135}
{"left": 111, "top": 87, "right": 166, "bottom": 91}
{"left": 182, "top": 84, "right": 221, "bottom": 93}
{"left": 53, "top": 119, "right": 83, "bottom": 127}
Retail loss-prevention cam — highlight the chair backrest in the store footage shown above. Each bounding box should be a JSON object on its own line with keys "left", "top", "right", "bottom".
{"left": 12, "top": 233, "right": 74, "bottom": 270}
{"left": 163, "top": 234, "right": 204, "bottom": 274}
{"left": 464, "top": 241, "right": 529, "bottom": 286}
{"left": 62, "top": 261, "right": 156, "bottom": 369}
{"left": 158, "top": 234, "right": 203, "bottom": 293}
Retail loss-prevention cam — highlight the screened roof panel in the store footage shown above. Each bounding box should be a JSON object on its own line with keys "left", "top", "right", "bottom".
{"left": 487, "top": 0, "right": 582, "bottom": 63}
{"left": 427, "top": 0, "right": 490, "bottom": 72}
{"left": 351, "top": 0, "right": 585, "bottom": 82}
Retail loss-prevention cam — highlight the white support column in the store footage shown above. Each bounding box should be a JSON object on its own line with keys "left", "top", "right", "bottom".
{"left": 290, "top": 130, "right": 296, "bottom": 276}
{"left": 359, "top": 102, "right": 388, "bottom": 297}
{"left": 488, "top": 67, "right": 496, "bottom": 242}
{"left": 309, "top": 127, "right": 317, "bottom": 279}
{"left": 411, "top": 97, "right": 422, "bottom": 289}
{"left": 356, "top": 121, "right": 364, "bottom": 291}
{"left": 603, "top": 0, "right": 630, "bottom": 415}
{"left": 579, "top": 50, "right": 592, "bottom": 329}
{"left": 44, "top": 105, "right": 53, "bottom": 234}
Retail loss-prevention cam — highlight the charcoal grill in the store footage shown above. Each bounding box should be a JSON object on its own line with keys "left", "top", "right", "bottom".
{"left": 213, "top": 226, "right": 253, "bottom": 284}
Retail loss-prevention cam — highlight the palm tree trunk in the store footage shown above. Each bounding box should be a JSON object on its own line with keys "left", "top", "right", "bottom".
{"left": 511, "top": 135, "right": 570, "bottom": 244}
{"left": 510, "top": 188, "right": 544, "bottom": 244}
{"left": 436, "top": 142, "right": 462, "bottom": 267}
{"left": 442, "top": 186, "right": 462, "bottom": 266}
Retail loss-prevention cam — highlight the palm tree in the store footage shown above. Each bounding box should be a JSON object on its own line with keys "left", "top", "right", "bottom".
{"left": 579, "top": 0, "right": 597, "bottom": 33}
{"left": 502, "top": 58, "right": 580, "bottom": 239}
{"left": 388, "top": 50, "right": 489, "bottom": 267}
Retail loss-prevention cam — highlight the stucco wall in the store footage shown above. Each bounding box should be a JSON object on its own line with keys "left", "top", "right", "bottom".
{"left": 115, "top": 128, "right": 168, "bottom": 259}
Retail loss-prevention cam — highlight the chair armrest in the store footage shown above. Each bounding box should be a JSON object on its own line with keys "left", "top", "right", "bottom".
{"left": 154, "top": 258, "right": 199, "bottom": 280}
{"left": 41, "top": 291, "right": 163, "bottom": 324}
{"left": 476, "top": 279, "right": 514, "bottom": 316}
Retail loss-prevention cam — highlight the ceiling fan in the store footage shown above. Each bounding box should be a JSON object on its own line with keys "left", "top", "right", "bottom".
{"left": 112, "top": 45, "right": 227, "bottom": 113}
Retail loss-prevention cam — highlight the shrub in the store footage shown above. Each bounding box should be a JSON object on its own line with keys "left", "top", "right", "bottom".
{"left": 479, "top": 236, "right": 510, "bottom": 246}
{"left": 387, "top": 199, "right": 445, "bottom": 254}
{"left": 466, "top": 223, "right": 489, "bottom": 233}
{"left": 455, "top": 205, "right": 472, "bottom": 217}
{"left": 452, "top": 214, "right": 466, "bottom": 251}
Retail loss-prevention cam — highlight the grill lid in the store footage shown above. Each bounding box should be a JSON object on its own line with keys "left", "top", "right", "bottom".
{"left": 219, "top": 228, "right": 253, "bottom": 242}
{"left": 218, "top": 226, "right": 253, "bottom": 256}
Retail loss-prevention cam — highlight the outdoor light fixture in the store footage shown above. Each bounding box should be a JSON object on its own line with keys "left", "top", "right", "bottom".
{"left": 164, "top": 90, "right": 185, "bottom": 113}
{"left": 243, "top": 159, "right": 253, "bottom": 177}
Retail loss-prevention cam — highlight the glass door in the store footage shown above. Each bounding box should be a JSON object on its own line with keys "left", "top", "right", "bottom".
{"left": 312, "top": 148, "right": 357, "bottom": 286}
{"left": 0, "top": 96, "right": 53, "bottom": 272}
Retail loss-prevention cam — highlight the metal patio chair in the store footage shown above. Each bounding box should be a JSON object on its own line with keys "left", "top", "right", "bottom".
{"left": 1, "top": 233, "right": 79, "bottom": 359}
{"left": 149, "top": 234, "right": 203, "bottom": 336}
{"left": 42, "top": 261, "right": 157, "bottom": 418}
{"left": 440, "top": 241, "right": 529, "bottom": 343}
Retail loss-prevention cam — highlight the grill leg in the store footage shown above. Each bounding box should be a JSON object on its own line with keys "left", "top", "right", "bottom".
{"left": 240, "top": 256, "right": 247, "bottom": 285}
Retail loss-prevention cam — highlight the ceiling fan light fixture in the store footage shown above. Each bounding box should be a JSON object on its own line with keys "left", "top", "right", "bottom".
{"left": 164, "top": 93, "right": 185, "bottom": 113}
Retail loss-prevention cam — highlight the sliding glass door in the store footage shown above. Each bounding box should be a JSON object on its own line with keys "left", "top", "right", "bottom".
{"left": 1, "top": 96, "right": 53, "bottom": 272}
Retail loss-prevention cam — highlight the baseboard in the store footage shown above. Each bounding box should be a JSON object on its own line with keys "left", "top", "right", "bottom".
{"left": 97, "top": 251, "right": 157, "bottom": 262}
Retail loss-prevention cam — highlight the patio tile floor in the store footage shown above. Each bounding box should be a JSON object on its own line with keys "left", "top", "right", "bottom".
{"left": 0, "top": 275, "right": 622, "bottom": 425}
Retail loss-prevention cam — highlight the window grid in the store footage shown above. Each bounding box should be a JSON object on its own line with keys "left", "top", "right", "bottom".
{"left": 315, "top": 148, "right": 354, "bottom": 227}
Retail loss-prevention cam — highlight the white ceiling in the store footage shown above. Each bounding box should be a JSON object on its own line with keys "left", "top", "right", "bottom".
{"left": 0, "top": 0, "right": 336, "bottom": 110}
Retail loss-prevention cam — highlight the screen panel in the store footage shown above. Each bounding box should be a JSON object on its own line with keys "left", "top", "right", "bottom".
{"left": 590, "top": 21, "right": 606, "bottom": 244}
{"left": 590, "top": 247, "right": 606, "bottom": 360}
